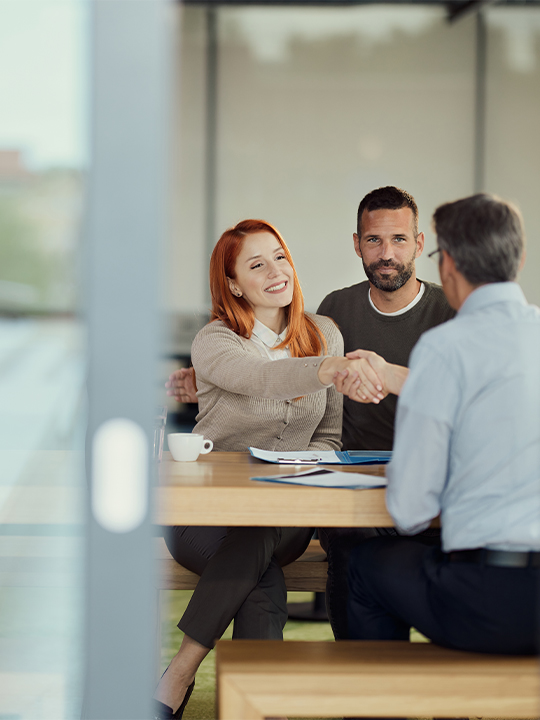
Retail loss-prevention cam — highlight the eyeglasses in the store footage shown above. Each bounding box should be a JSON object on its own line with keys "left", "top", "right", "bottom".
{"left": 428, "top": 248, "right": 441, "bottom": 264}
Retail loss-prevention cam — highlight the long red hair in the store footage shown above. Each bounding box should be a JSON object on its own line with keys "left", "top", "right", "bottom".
{"left": 209, "top": 219, "right": 327, "bottom": 357}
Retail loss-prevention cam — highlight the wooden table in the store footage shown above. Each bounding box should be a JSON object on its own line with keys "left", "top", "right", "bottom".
{"left": 156, "top": 451, "right": 392, "bottom": 527}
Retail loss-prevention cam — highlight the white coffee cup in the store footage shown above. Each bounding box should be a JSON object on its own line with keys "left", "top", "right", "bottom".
{"left": 168, "top": 433, "right": 213, "bottom": 462}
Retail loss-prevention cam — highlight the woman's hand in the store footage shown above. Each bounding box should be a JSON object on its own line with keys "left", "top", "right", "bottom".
{"left": 335, "top": 349, "right": 409, "bottom": 402}
{"left": 333, "top": 352, "right": 387, "bottom": 404}
{"left": 318, "top": 354, "right": 385, "bottom": 403}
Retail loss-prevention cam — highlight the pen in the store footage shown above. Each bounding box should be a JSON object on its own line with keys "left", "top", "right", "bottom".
{"left": 276, "top": 457, "right": 321, "bottom": 464}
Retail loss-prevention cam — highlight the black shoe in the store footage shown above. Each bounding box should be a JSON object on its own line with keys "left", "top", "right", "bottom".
{"left": 153, "top": 680, "right": 195, "bottom": 720}
{"left": 173, "top": 681, "right": 195, "bottom": 719}
{"left": 153, "top": 699, "right": 174, "bottom": 720}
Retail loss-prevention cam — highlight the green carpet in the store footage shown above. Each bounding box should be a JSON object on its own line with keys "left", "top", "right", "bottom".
{"left": 160, "top": 590, "right": 339, "bottom": 720}
{"left": 160, "top": 594, "right": 516, "bottom": 720}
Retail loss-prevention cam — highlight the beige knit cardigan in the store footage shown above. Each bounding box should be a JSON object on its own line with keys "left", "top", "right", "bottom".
{"left": 190, "top": 313, "right": 344, "bottom": 452}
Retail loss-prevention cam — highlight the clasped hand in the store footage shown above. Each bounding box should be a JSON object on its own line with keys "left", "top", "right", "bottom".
{"left": 332, "top": 349, "right": 389, "bottom": 404}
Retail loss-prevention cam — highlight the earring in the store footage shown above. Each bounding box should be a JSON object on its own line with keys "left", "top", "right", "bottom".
{"left": 234, "top": 290, "right": 242, "bottom": 297}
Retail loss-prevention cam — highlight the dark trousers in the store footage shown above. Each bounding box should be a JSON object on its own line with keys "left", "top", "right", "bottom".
{"left": 318, "top": 526, "right": 440, "bottom": 639}
{"left": 164, "top": 525, "right": 313, "bottom": 649}
{"left": 347, "top": 536, "right": 540, "bottom": 655}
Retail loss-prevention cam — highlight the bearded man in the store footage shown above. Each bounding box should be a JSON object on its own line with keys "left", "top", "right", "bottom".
{"left": 317, "top": 185, "right": 454, "bottom": 452}
{"left": 317, "top": 186, "right": 455, "bottom": 640}
{"left": 345, "top": 193, "right": 539, "bottom": 656}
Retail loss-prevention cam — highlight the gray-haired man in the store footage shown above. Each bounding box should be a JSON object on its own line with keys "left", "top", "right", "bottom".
{"left": 345, "top": 193, "right": 539, "bottom": 654}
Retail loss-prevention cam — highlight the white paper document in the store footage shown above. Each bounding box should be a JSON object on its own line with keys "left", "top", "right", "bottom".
{"left": 251, "top": 467, "right": 388, "bottom": 489}
{"left": 250, "top": 447, "right": 341, "bottom": 464}
{"left": 249, "top": 446, "right": 391, "bottom": 465}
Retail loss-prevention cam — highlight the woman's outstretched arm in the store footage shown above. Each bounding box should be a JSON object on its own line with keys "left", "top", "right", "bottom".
{"left": 192, "top": 321, "right": 385, "bottom": 402}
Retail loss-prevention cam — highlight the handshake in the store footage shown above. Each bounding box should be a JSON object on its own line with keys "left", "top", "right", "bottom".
{"left": 315, "top": 349, "right": 408, "bottom": 404}
{"left": 166, "top": 350, "right": 408, "bottom": 405}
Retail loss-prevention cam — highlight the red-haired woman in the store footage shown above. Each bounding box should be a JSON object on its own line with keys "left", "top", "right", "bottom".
{"left": 154, "top": 220, "right": 381, "bottom": 720}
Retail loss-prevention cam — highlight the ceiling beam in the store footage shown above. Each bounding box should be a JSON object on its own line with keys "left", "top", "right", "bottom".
{"left": 447, "top": 0, "right": 499, "bottom": 22}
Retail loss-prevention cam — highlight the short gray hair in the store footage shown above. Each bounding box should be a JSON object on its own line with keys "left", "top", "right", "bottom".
{"left": 432, "top": 193, "right": 524, "bottom": 285}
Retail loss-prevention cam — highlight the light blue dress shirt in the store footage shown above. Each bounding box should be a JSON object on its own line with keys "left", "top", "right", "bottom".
{"left": 386, "top": 282, "right": 540, "bottom": 552}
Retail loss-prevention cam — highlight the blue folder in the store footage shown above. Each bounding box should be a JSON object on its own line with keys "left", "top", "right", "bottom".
{"left": 333, "top": 450, "right": 391, "bottom": 465}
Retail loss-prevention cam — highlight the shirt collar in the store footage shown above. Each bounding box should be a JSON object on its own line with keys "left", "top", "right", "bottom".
{"left": 459, "top": 282, "right": 527, "bottom": 316}
{"left": 368, "top": 282, "right": 425, "bottom": 316}
{"left": 252, "top": 318, "right": 288, "bottom": 348}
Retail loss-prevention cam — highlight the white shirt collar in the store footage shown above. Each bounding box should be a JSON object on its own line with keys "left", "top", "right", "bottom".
{"left": 250, "top": 318, "right": 290, "bottom": 360}
{"left": 251, "top": 318, "right": 288, "bottom": 348}
{"left": 369, "top": 282, "right": 425, "bottom": 316}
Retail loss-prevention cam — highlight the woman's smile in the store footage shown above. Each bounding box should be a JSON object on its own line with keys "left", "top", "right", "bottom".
{"left": 265, "top": 280, "right": 288, "bottom": 293}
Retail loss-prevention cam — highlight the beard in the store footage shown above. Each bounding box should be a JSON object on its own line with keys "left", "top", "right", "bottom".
{"left": 363, "top": 256, "right": 416, "bottom": 292}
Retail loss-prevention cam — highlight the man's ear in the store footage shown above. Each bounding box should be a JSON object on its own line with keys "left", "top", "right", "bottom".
{"left": 415, "top": 232, "right": 425, "bottom": 259}
{"left": 439, "top": 249, "right": 456, "bottom": 282}
{"left": 353, "top": 233, "right": 362, "bottom": 259}
{"left": 518, "top": 250, "right": 526, "bottom": 273}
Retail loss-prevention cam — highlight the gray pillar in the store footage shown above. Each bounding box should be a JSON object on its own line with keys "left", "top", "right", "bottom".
{"left": 474, "top": 10, "right": 487, "bottom": 193}
{"left": 204, "top": 7, "right": 219, "bottom": 306}
{"left": 84, "top": 1, "right": 171, "bottom": 718}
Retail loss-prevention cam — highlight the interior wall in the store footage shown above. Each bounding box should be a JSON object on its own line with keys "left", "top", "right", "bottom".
{"left": 166, "top": 7, "right": 207, "bottom": 314}
{"left": 485, "top": 7, "right": 540, "bottom": 306}
{"left": 166, "top": 4, "right": 540, "bottom": 317}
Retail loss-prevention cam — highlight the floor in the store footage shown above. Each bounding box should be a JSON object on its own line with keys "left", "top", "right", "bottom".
{"left": 160, "top": 589, "right": 337, "bottom": 720}
{"left": 160, "top": 589, "right": 437, "bottom": 720}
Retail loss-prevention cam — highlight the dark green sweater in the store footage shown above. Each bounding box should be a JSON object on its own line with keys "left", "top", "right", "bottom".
{"left": 317, "top": 280, "right": 455, "bottom": 451}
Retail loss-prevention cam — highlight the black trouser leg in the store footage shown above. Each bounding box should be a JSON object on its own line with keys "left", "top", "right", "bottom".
{"left": 347, "top": 535, "right": 539, "bottom": 654}
{"left": 164, "top": 525, "right": 312, "bottom": 648}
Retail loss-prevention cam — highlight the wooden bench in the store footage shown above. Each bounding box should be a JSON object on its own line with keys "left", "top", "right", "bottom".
{"left": 216, "top": 639, "right": 540, "bottom": 719}
{"left": 154, "top": 537, "right": 328, "bottom": 592}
